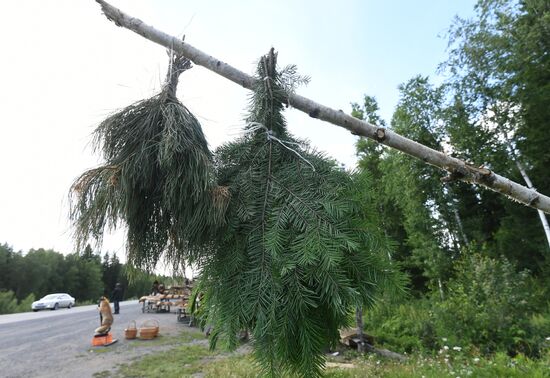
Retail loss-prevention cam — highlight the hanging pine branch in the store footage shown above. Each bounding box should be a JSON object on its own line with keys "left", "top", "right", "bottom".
{"left": 196, "top": 49, "right": 404, "bottom": 377}
{"left": 70, "top": 50, "right": 224, "bottom": 270}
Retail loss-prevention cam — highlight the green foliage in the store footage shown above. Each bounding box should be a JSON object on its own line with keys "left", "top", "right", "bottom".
{"left": 366, "top": 252, "right": 550, "bottom": 357}
{"left": 353, "top": 83, "right": 461, "bottom": 294}
{"left": 106, "top": 335, "right": 550, "bottom": 378}
{"left": 0, "top": 242, "right": 167, "bottom": 313}
{"left": 0, "top": 291, "right": 35, "bottom": 314}
{"left": 195, "top": 50, "right": 403, "bottom": 377}
{"left": 101, "top": 252, "right": 122, "bottom": 295}
{"left": 347, "top": 0, "right": 550, "bottom": 369}
{"left": 443, "top": 0, "right": 550, "bottom": 267}
{"left": 365, "top": 298, "right": 437, "bottom": 353}
{"left": 17, "top": 293, "right": 36, "bottom": 312}
{"left": 114, "top": 344, "right": 212, "bottom": 377}
{"left": 353, "top": 0, "right": 550, "bottom": 312}
{"left": 433, "top": 253, "right": 536, "bottom": 354}
{"left": 70, "top": 56, "right": 219, "bottom": 271}
{"left": 14, "top": 248, "right": 65, "bottom": 299}
{"left": 63, "top": 252, "right": 104, "bottom": 301}
{"left": 0, "top": 290, "right": 18, "bottom": 314}
{"left": 332, "top": 351, "right": 550, "bottom": 378}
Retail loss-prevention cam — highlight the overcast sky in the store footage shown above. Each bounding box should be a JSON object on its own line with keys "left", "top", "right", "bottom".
{"left": 0, "top": 0, "right": 476, "bottom": 258}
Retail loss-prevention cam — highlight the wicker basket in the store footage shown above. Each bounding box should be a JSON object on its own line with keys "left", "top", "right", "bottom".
{"left": 139, "top": 319, "right": 159, "bottom": 339}
{"left": 124, "top": 320, "right": 137, "bottom": 340}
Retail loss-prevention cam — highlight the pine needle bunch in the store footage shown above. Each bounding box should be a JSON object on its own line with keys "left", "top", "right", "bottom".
{"left": 70, "top": 52, "right": 218, "bottom": 270}
{"left": 198, "top": 49, "right": 403, "bottom": 377}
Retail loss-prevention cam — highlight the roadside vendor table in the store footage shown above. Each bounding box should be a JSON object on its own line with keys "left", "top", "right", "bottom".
{"left": 138, "top": 294, "right": 186, "bottom": 313}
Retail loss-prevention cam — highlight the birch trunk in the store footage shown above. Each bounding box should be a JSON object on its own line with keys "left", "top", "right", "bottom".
{"left": 95, "top": 0, "right": 550, "bottom": 215}
{"left": 355, "top": 306, "right": 365, "bottom": 353}
{"left": 437, "top": 278, "right": 445, "bottom": 301}
{"left": 515, "top": 160, "right": 550, "bottom": 249}
{"left": 453, "top": 208, "right": 469, "bottom": 246}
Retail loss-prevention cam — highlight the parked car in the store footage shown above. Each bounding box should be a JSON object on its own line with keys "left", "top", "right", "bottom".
{"left": 31, "top": 293, "right": 75, "bottom": 311}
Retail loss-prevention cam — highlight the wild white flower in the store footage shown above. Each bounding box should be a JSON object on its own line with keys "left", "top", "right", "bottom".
{"left": 546, "top": 336, "right": 550, "bottom": 341}
{"left": 453, "top": 346, "right": 462, "bottom": 352}
{"left": 444, "top": 345, "right": 449, "bottom": 350}
{"left": 473, "top": 357, "right": 480, "bottom": 363}
{"left": 442, "top": 337, "right": 448, "bottom": 342}
{"left": 444, "top": 358, "right": 449, "bottom": 363}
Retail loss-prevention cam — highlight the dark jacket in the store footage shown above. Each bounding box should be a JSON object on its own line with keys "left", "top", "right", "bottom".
{"left": 111, "top": 286, "right": 123, "bottom": 301}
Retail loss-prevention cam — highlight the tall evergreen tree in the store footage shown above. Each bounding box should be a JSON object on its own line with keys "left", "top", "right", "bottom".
{"left": 0, "top": 243, "right": 15, "bottom": 291}
{"left": 64, "top": 253, "right": 103, "bottom": 301}
{"left": 353, "top": 79, "right": 462, "bottom": 293}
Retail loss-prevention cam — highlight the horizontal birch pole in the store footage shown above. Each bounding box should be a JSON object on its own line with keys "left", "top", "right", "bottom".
{"left": 95, "top": 0, "right": 550, "bottom": 214}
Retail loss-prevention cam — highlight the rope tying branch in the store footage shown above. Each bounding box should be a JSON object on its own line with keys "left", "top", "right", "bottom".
{"left": 247, "top": 122, "right": 316, "bottom": 171}
{"left": 94, "top": 0, "right": 550, "bottom": 214}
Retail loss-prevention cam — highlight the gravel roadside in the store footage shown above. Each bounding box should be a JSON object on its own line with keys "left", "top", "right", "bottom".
{"left": 0, "top": 301, "right": 205, "bottom": 378}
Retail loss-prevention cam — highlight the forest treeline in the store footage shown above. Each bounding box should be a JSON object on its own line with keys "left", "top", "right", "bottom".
{"left": 0, "top": 243, "right": 165, "bottom": 314}
{"left": 354, "top": 0, "right": 550, "bottom": 358}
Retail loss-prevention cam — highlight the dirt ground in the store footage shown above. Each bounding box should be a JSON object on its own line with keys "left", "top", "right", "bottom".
{"left": 71, "top": 314, "right": 206, "bottom": 378}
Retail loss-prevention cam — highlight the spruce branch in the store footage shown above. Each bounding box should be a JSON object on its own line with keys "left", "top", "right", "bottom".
{"left": 193, "top": 50, "right": 404, "bottom": 377}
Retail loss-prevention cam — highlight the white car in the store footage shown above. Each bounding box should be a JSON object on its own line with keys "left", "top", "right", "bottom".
{"left": 31, "top": 293, "right": 75, "bottom": 311}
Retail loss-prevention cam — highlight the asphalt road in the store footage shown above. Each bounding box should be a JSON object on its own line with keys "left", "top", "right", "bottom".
{"left": 0, "top": 301, "right": 183, "bottom": 378}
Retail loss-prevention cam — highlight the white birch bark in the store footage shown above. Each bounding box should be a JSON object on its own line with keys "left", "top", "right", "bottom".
{"left": 515, "top": 160, "right": 550, "bottom": 249}
{"left": 95, "top": 0, "right": 550, "bottom": 215}
{"left": 355, "top": 306, "right": 365, "bottom": 353}
{"left": 453, "top": 208, "right": 469, "bottom": 246}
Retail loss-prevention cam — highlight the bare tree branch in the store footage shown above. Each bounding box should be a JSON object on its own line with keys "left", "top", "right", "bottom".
{"left": 95, "top": 0, "right": 550, "bottom": 214}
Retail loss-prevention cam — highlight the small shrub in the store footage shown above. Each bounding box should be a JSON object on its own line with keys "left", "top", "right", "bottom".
{"left": 0, "top": 290, "right": 18, "bottom": 314}
{"left": 16, "top": 293, "right": 35, "bottom": 312}
{"left": 366, "top": 253, "right": 550, "bottom": 359}
{"left": 434, "top": 253, "right": 536, "bottom": 355}
{"left": 0, "top": 291, "right": 34, "bottom": 314}
{"left": 366, "top": 298, "right": 437, "bottom": 353}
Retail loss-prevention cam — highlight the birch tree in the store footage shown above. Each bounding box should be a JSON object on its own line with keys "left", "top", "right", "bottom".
{"left": 94, "top": 0, "right": 550, "bottom": 215}
{"left": 444, "top": 0, "right": 550, "bottom": 265}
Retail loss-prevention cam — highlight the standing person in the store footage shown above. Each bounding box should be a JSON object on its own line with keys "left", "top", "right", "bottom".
{"left": 111, "top": 283, "right": 123, "bottom": 315}
{"left": 151, "top": 280, "right": 160, "bottom": 295}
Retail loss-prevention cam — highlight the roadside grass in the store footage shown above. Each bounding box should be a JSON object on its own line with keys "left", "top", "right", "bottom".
{"left": 192, "top": 351, "right": 550, "bottom": 378}
{"left": 125, "top": 329, "right": 205, "bottom": 349}
{"left": 89, "top": 347, "right": 113, "bottom": 354}
{"left": 113, "top": 344, "right": 212, "bottom": 377}
{"left": 200, "top": 354, "right": 264, "bottom": 377}
{"left": 108, "top": 343, "right": 550, "bottom": 378}
{"left": 324, "top": 350, "right": 550, "bottom": 378}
